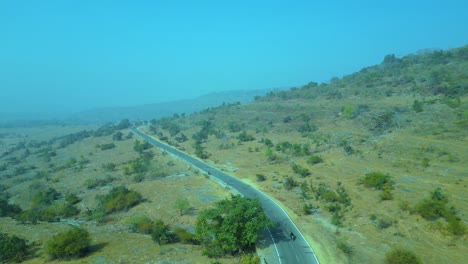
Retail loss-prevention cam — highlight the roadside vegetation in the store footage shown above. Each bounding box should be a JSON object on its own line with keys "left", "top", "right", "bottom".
{"left": 146, "top": 45, "right": 468, "bottom": 264}
{"left": 0, "top": 45, "right": 466, "bottom": 263}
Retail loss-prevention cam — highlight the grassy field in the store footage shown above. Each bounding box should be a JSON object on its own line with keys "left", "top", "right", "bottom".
{"left": 0, "top": 125, "right": 241, "bottom": 263}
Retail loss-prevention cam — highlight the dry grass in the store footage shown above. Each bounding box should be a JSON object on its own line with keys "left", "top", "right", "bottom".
{"left": 150, "top": 95, "right": 468, "bottom": 264}
{"left": 0, "top": 125, "right": 239, "bottom": 264}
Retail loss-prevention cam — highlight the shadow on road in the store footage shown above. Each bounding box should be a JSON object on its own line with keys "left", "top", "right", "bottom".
{"left": 257, "top": 221, "right": 293, "bottom": 250}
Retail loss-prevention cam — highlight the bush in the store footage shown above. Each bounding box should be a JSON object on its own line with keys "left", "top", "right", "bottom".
{"left": 239, "top": 254, "right": 261, "bottom": 264}
{"left": 174, "top": 198, "right": 191, "bottom": 216}
{"left": 65, "top": 194, "right": 80, "bottom": 205}
{"left": 45, "top": 227, "right": 91, "bottom": 260}
{"left": 101, "top": 163, "right": 116, "bottom": 171}
{"left": 415, "top": 188, "right": 451, "bottom": 221}
{"left": 127, "top": 215, "right": 153, "bottom": 234}
{"left": 415, "top": 198, "right": 447, "bottom": 220}
{"left": 173, "top": 227, "right": 196, "bottom": 244}
{"left": 307, "top": 155, "right": 323, "bottom": 165}
{"left": 336, "top": 237, "right": 353, "bottom": 256}
{"left": 0, "top": 197, "right": 22, "bottom": 217}
{"left": 84, "top": 175, "right": 115, "bottom": 189}
{"left": 283, "top": 176, "right": 298, "bottom": 190}
{"left": 446, "top": 216, "right": 466, "bottom": 236}
{"left": 255, "top": 174, "right": 267, "bottom": 182}
{"left": 291, "top": 163, "right": 310, "bottom": 177}
{"left": 43, "top": 201, "right": 80, "bottom": 221}
{"left": 237, "top": 131, "right": 255, "bottom": 142}
{"left": 380, "top": 183, "right": 394, "bottom": 200}
{"left": 99, "top": 143, "right": 115, "bottom": 150}
{"left": 412, "top": 100, "right": 424, "bottom": 113}
{"left": 0, "top": 232, "right": 29, "bottom": 263}
{"left": 133, "top": 173, "right": 145, "bottom": 183}
{"left": 98, "top": 186, "right": 142, "bottom": 213}
{"left": 360, "top": 172, "right": 394, "bottom": 190}
{"left": 385, "top": 248, "right": 422, "bottom": 264}
{"left": 124, "top": 158, "right": 150, "bottom": 175}
{"left": 151, "top": 219, "right": 174, "bottom": 245}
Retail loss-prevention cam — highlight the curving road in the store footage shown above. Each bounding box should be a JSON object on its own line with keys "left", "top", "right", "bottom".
{"left": 132, "top": 127, "right": 320, "bottom": 264}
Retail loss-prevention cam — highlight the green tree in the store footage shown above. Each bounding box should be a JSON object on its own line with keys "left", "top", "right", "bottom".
{"left": 0, "top": 232, "right": 29, "bottom": 263}
{"left": 45, "top": 227, "right": 91, "bottom": 260}
{"left": 195, "top": 195, "right": 271, "bottom": 257}
{"left": 151, "top": 219, "right": 173, "bottom": 245}
{"left": 113, "top": 131, "right": 123, "bottom": 141}
{"left": 174, "top": 198, "right": 191, "bottom": 216}
{"left": 0, "top": 197, "right": 22, "bottom": 217}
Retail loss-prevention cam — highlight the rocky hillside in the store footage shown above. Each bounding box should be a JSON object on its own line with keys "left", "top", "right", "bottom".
{"left": 146, "top": 45, "right": 468, "bottom": 264}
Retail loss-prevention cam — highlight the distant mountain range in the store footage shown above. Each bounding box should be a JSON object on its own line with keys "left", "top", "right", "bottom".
{"left": 0, "top": 88, "right": 280, "bottom": 127}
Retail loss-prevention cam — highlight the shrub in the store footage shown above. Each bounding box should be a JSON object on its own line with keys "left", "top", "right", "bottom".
{"left": 255, "top": 174, "right": 266, "bottom": 182}
{"left": 239, "top": 254, "right": 261, "bottom": 264}
{"left": 113, "top": 131, "right": 123, "bottom": 141}
{"left": 415, "top": 188, "right": 451, "bottom": 221}
{"left": 99, "top": 143, "right": 115, "bottom": 150}
{"left": 283, "top": 176, "right": 298, "bottom": 190}
{"left": 173, "top": 227, "right": 196, "bottom": 244}
{"left": 65, "top": 194, "right": 80, "bottom": 205}
{"left": 307, "top": 155, "right": 323, "bottom": 165}
{"left": 385, "top": 248, "right": 422, "bottom": 264}
{"left": 447, "top": 217, "right": 466, "bottom": 236}
{"left": 237, "top": 131, "right": 255, "bottom": 142}
{"left": 331, "top": 211, "right": 343, "bottom": 227}
{"left": 336, "top": 237, "right": 353, "bottom": 256}
{"left": 45, "top": 227, "right": 91, "bottom": 260}
{"left": 151, "top": 219, "right": 174, "bottom": 245}
{"left": 98, "top": 186, "right": 143, "bottom": 213}
{"left": 127, "top": 215, "right": 153, "bottom": 234}
{"left": 0, "top": 197, "right": 22, "bottom": 217}
{"left": 380, "top": 183, "right": 394, "bottom": 200}
{"left": 0, "top": 232, "right": 29, "bottom": 263}
{"left": 412, "top": 100, "right": 424, "bottom": 113}
{"left": 30, "top": 188, "right": 60, "bottom": 208}
{"left": 377, "top": 217, "right": 394, "bottom": 229}
{"left": 360, "top": 172, "right": 394, "bottom": 190}
{"left": 133, "top": 173, "right": 145, "bottom": 183}
{"left": 124, "top": 158, "right": 150, "bottom": 175}
{"left": 84, "top": 175, "right": 115, "bottom": 189}
{"left": 43, "top": 201, "right": 80, "bottom": 221}
{"left": 291, "top": 163, "right": 310, "bottom": 177}
{"left": 417, "top": 198, "right": 450, "bottom": 220}
{"left": 174, "top": 198, "right": 191, "bottom": 216}
{"left": 101, "top": 163, "right": 116, "bottom": 171}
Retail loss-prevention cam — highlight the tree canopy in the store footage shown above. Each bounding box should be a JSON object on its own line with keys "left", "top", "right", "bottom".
{"left": 195, "top": 195, "right": 271, "bottom": 258}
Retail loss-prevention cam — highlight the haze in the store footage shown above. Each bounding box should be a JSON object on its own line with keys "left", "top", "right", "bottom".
{"left": 1, "top": 1, "right": 467, "bottom": 117}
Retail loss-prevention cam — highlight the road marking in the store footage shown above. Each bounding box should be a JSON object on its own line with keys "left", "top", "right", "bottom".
{"left": 256, "top": 189, "right": 320, "bottom": 264}
{"left": 266, "top": 225, "right": 282, "bottom": 264}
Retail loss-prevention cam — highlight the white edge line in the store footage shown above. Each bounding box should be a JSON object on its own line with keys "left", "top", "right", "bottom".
{"left": 265, "top": 225, "right": 282, "bottom": 264}
{"left": 260, "top": 190, "right": 320, "bottom": 264}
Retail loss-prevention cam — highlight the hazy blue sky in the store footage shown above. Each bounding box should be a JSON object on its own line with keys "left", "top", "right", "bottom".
{"left": 1, "top": 1, "right": 467, "bottom": 115}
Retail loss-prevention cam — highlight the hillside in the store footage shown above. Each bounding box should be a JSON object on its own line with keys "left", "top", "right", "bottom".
{"left": 145, "top": 45, "right": 468, "bottom": 263}
{"left": 0, "top": 45, "right": 466, "bottom": 264}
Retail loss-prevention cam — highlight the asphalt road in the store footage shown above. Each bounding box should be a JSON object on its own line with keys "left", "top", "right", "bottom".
{"left": 132, "top": 127, "right": 320, "bottom": 264}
